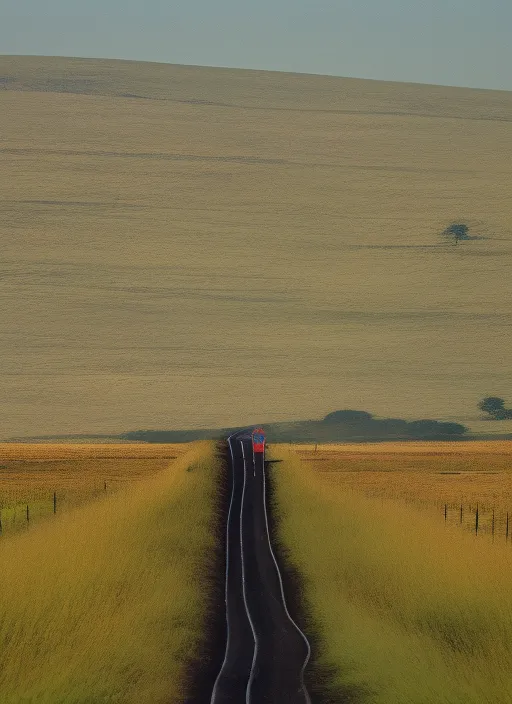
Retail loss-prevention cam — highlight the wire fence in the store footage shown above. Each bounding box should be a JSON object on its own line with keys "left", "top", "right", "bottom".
{"left": 0, "top": 484, "right": 112, "bottom": 536}
{"left": 440, "top": 501, "right": 512, "bottom": 541}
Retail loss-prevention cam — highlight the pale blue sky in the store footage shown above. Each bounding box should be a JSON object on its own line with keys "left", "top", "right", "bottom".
{"left": 1, "top": 0, "right": 511, "bottom": 90}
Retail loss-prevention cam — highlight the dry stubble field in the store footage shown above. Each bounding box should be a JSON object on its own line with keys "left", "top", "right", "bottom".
{"left": 1, "top": 56, "right": 512, "bottom": 439}
{"left": 0, "top": 442, "right": 186, "bottom": 534}
{"left": 296, "top": 440, "right": 512, "bottom": 536}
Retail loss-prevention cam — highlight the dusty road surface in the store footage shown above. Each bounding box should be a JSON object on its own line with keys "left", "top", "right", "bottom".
{"left": 211, "top": 431, "right": 311, "bottom": 703}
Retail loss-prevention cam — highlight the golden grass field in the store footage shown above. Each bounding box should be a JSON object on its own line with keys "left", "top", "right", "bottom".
{"left": 296, "top": 441, "right": 512, "bottom": 537}
{"left": 0, "top": 441, "right": 221, "bottom": 703}
{"left": 272, "top": 442, "right": 512, "bottom": 702}
{"left": 0, "top": 442, "right": 186, "bottom": 534}
{"left": 1, "top": 55, "right": 512, "bottom": 438}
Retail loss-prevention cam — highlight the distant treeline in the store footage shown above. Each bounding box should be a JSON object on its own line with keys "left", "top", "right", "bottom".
{"left": 121, "top": 410, "right": 468, "bottom": 444}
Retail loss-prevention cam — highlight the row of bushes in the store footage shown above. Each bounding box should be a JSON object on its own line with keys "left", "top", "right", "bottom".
{"left": 122, "top": 410, "right": 468, "bottom": 444}
{"left": 122, "top": 397, "right": 512, "bottom": 444}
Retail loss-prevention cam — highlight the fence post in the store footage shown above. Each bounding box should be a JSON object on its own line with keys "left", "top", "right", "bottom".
{"left": 104, "top": 481, "right": 107, "bottom": 491}
{"left": 26, "top": 505, "right": 29, "bottom": 524}
{"left": 444, "top": 504, "right": 447, "bottom": 521}
{"left": 53, "top": 491, "right": 57, "bottom": 514}
{"left": 507, "top": 513, "right": 509, "bottom": 541}
{"left": 475, "top": 504, "right": 479, "bottom": 535}
{"left": 460, "top": 504, "right": 463, "bottom": 523}
{"left": 492, "top": 509, "right": 495, "bottom": 537}
{"left": 0, "top": 510, "right": 2, "bottom": 534}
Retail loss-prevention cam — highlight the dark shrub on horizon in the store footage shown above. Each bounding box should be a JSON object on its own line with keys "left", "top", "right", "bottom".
{"left": 478, "top": 397, "right": 512, "bottom": 420}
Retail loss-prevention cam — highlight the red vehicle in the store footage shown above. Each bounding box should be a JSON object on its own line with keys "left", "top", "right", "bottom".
{"left": 252, "top": 428, "right": 266, "bottom": 454}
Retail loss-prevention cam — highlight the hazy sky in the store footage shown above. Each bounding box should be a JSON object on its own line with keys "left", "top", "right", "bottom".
{"left": 1, "top": 0, "right": 511, "bottom": 90}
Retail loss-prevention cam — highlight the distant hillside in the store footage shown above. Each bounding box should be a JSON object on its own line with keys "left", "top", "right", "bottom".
{"left": 3, "top": 55, "right": 512, "bottom": 119}
{"left": 1, "top": 56, "right": 511, "bottom": 439}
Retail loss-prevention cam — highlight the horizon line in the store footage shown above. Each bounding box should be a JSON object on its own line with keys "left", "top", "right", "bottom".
{"left": 2, "top": 53, "right": 512, "bottom": 96}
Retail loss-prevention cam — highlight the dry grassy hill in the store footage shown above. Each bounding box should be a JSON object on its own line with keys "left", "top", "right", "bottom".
{"left": 1, "top": 56, "right": 511, "bottom": 438}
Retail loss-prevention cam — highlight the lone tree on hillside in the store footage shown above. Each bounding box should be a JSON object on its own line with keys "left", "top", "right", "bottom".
{"left": 478, "top": 396, "right": 512, "bottom": 420}
{"left": 443, "top": 223, "right": 470, "bottom": 245}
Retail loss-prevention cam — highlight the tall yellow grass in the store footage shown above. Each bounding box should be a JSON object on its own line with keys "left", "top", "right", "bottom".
{"left": 0, "top": 441, "right": 221, "bottom": 703}
{"left": 272, "top": 445, "right": 512, "bottom": 703}
{"left": 0, "top": 443, "right": 187, "bottom": 535}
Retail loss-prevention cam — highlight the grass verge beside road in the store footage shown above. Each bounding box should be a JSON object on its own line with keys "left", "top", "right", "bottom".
{"left": 0, "top": 441, "right": 222, "bottom": 703}
{"left": 271, "top": 445, "right": 512, "bottom": 703}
